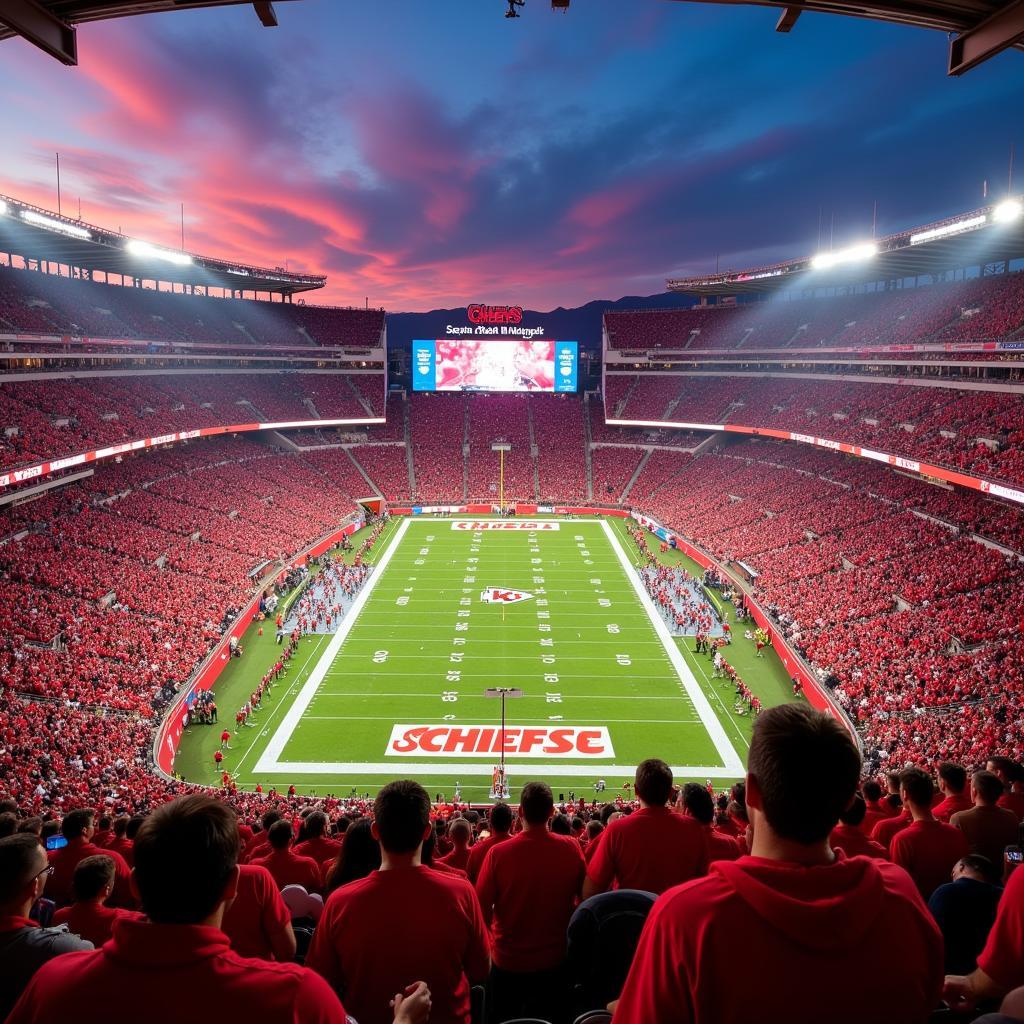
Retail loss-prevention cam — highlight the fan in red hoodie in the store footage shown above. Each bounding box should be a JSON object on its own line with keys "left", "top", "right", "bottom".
{"left": 614, "top": 705, "right": 943, "bottom": 1024}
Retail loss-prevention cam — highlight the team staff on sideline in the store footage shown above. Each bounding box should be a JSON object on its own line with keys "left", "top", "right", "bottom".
{"left": 6, "top": 796, "right": 430, "bottom": 1024}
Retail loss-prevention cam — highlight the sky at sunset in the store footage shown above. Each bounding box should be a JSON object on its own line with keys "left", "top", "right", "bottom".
{"left": 1, "top": 0, "right": 1022, "bottom": 311}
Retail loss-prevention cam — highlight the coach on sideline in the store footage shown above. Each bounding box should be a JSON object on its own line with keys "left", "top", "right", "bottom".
{"left": 6, "top": 795, "right": 430, "bottom": 1024}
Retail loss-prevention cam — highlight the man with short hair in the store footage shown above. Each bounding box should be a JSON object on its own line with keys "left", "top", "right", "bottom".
{"left": 466, "top": 803, "right": 514, "bottom": 884}
{"left": 476, "top": 782, "right": 585, "bottom": 1022}
{"left": 935, "top": 763, "right": 973, "bottom": 823}
{"left": 51, "top": 855, "right": 127, "bottom": 947}
{"left": 928, "top": 855, "right": 1003, "bottom": 974}
{"left": 613, "top": 705, "right": 944, "bottom": 1024}
{"left": 293, "top": 811, "right": 341, "bottom": 864}
{"left": 987, "top": 757, "right": 1024, "bottom": 822}
{"left": 678, "top": 783, "right": 743, "bottom": 862}
{"left": 891, "top": 767, "right": 969, "bottom": 900}
{"left": 252, "top": 820, "right": 322, "bottom": 893}
{"left": 10, "top": 796, "right": 432, "bottom": 1023}
{"left": 951, "top": 771, "right": 1020, "bottom": 867}
{"left": 220, "top": 862, "right": 297, "bottom": 962}
{"left": 308, "top": 780, "right": 488, "bottom": 1024}
{"left": 583, "top": 759, "right": 708, "bottom": 897}
{"left": 829, "top": 795, "right": 888, "bottom": 860}
{"left": 438, "top": 819, "right": 474, "bottom": 874}
{"left": 0, "top": 833, "right": 92, "bottom": 1019}
{"left": 46, "top": 809, "right": 131, "bottom": 908}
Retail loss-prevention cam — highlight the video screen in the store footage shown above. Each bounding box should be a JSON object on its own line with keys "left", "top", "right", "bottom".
{"left": 412, "top": 339, "right": 578, "bottom": 393}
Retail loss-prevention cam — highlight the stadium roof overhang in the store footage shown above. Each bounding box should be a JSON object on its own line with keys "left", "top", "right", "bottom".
{"left": 667, "top": 198, "right": 1024, "bottom": 297}
{"left": 0, "top": 194, "right": 325, "bottom": 296}
{"left": 666, "top": 1, "right": 1024, "bottom": 74}
{"left": 0, "top": 1, "right": 299, "bottom": 65}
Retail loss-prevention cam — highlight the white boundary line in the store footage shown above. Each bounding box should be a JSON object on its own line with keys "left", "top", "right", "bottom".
{"left": 253, "top": 516, "right": 412, "bottom": 773}
{"left": 256, "top": 516, "right": 745, "bottom": 778}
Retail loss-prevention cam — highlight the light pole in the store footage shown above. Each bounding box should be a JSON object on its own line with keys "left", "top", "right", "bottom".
{"left": 484, "top": 686, "right": 523, "bottom": 798}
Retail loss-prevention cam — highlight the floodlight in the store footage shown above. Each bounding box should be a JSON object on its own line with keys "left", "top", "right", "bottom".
{"left": 910, "top": 215, "right": 986, "bottom": 245}
{"left": 21, "top": 210, "right": 91, "bottom": 240}
{"left": 0, "top": 200, "right": 7, "bottom": 216}
{"left": 993, "top": 199, "right": 1023, "bottom": 224}
{"left": 126, "top": 239, "right": 193, "bottom": 266}
{"left": 811, "top": 242, "right": 877, "bottom": 270}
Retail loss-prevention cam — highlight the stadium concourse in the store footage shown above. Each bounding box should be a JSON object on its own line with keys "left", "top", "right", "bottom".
{"left": 2, "top": 248, "right": 1024, "bottom": 1022}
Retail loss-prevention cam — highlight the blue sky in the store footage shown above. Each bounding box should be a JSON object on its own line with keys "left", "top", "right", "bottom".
{"left": 0, "top": 0, "right": 1021, "bottom": 309}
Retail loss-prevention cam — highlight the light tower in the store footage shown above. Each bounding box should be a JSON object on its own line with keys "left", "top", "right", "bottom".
{"left": 484, "top": 686, "right": 523, "bottom": 799}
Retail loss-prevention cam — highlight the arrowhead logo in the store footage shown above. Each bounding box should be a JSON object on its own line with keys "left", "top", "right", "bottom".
{"left": 481, "top": 588, "right": 533, "bottom": 604}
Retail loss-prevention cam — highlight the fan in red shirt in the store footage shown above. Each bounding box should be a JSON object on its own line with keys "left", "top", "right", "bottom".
{"left": 945, "top": 857, "right": 1024, "bottom": 1011}
{"left": 476, "top": 781, "right": 585, "bottom": 1022}
{"left": 613, "top": 705, "right": 943, "bottom": 1024}
{"left": 242, "top": 810, "right": 282, "bottom": 863}
{"left": 583, "top": 759, "right": 708, "bottom": 898}
{"left": 50, "top": 855, "right": 132, "bottom": 947}
{"left": 293, "top": 810, "right": 342, "bottom": 864}
{"left": 45, "top": 809, "right": 132, "bottom": 909}
{"left": 466, "top": 802, "right": 514, "bottom": 884}
{"left": 987, "top": 757, "right": 1024, "bottom": 822}
{"left": 678, "top": 783, "right": 744, "bottom": 862}
{"left": 829, "top": 796, "right": 888, "bottom": 860}
{"left": 307, "top": 780, "right": 488, "bottom": 1024}
{"left": 438, "top": 819, "right": 473, "bottom": 874}
{"left": 8, "top": 795, "right": 430, "bottom": 1024}
{"left": 251, "top": 820, "right": 323, "bottom": 894}
{"left": 933, "top": 762, "right": 973, "bottom": 823}
{"left": 870, "top": 806, "right": 912, "bottom": 853}
{"left": 220, "top": 864, "right": 296, "bottom": 961}
{"left": 890, "top": 767, "right": 970, "bottom": 901}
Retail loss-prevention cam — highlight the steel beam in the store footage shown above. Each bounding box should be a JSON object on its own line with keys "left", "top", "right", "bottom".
{"left": 0, "top": 0, "right": 77, "bottom": 64}
{"left": 948, "top": 0, "right": 1024, "bottom": 75}
{"left": 775, "top": 6, "right": 801, "bottom": 32}
{"left": 253, "top": 1, "right": 278, "bottom": 26}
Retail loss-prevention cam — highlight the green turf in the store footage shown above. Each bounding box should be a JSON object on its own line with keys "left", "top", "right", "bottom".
{"left": 175, "top": 515, "right": 801, "bottom": 800}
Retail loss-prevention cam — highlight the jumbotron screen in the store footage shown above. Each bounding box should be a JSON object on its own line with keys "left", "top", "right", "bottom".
{"left": 412, "top": 338, "right": 579, "bottom": 393}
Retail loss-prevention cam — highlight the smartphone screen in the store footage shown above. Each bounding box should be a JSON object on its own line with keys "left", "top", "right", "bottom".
{"left": 45, "top": 835, "right": 68, "bottom": 851}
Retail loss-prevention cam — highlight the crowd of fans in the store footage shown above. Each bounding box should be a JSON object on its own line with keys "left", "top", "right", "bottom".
{"left": 3, "top": 710, "right": 1024, "bottom": 1023}
{"left": 604, "top": 270, "right": 1024, "bottom": 350}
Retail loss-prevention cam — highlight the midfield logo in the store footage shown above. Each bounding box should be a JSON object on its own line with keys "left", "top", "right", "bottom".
{"left": 480, "top": 588, "right": 533, "bottom": 604}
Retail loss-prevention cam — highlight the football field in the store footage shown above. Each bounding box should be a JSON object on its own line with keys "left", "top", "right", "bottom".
{"left": 181, "top": 516, "right": 763, "bottom": 800}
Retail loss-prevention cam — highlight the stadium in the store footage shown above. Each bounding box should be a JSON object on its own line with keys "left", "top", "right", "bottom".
{"left": 1, "top": 3, "right": 1024, "bottom": 1024}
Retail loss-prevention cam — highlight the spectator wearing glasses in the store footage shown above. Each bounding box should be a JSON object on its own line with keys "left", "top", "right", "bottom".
{"left": 0, "top": 833, "right": 92, "bottom": 1019}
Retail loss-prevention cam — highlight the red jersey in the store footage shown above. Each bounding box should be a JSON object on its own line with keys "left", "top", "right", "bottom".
{"left": 438, "top": 845, "right": 472, "bottom": 874}
{"left": 976, "top": 859, "right": 1024, "bottom": 989}
{"left": 46, "top": 839, "right": 132, "bottom": 909}
{"left": 933, "top": 792, "right": 973, "bottom": 823}
{"left": 587, "top": 806, "right": 708, "bottom": 894}
{"left": 830, "top": 824, "right": 887, "bottom": 860}
{"left": 614, "top": 853, "right": 943, "bottom": 1024}
{"left": 252, "top": 849, "right": 323, "bottom": 894}
{"left": 50, "top": 903, "right": 130, "bottom": 947}
{"left": 307, "top": 865, "right": 489, "bottom": 1024}
{"left": 705, "top": 826, "right": 744, "bottom": 862}
{"left": 293, "top": 836, "right": 342, "bottom": 864}
{"left": 476, "top": 829, "right": 585, "bottom": 972}
{"left": 221, "top": 864, "right": 293, "bottom": 960}
{"left": 999, "top": 791, "right": 1024, "bottom": 822}
{"left": 466, "top": 832, "right": 511, "bottom": 884}
{"left": 870, "top": 811, "right": 912, "bottom": 852}
{"left": 6, "top": 916, "right": 346, "bottom": 1024}
{"left": 890, "top": 819, "right": 970, "bottom": 900}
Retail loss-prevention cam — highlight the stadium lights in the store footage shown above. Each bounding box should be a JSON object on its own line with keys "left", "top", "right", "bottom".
{"left": 21, "top": 209, "right": 91, "bottom": 240}
{"left": 993, "top": 198, "right": 1024, "bottom": 224}
{"left": 810, "top": 242, "right": 878, "bottom": 271}
{"left": 910, "top": 215, "right": 987, "bottom": 245}
{"left": 126, "top": 239, "right": 193, "bottom": 266}
{"left": 0, "top": 200, "right": 7, "bottom": 216}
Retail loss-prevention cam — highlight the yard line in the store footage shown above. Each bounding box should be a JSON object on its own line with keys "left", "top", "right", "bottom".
{"left": 302, "top": 716, "right": 702, "bottom": 725}
{"left": 312, "top": 691, "right": 697, "bottom": 700}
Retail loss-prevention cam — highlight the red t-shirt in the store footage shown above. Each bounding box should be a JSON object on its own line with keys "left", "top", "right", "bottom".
{"left": 706, "top": 826, "right": 744, "bottom": 863}
{"left": 977, "top": 862, "right": 1024, "bottom": 988}
{"left": 466, "top": 832, "right": 511, "bottom": 883}
{"left": 870, "top": 812, "right": 911, "bottom": 853}
{"left": 221, "top": 865, "right": 293, "bottom": 960}
{"left": 6, "top": 916, "right": 346, "bottom": 1024}
{"left": 293, "top": 836, "right": 342, "bottom": 864}
{"left": 890, "top": 818, "right": 970, "bottom": 900}
{"left": 476, "top": 829, "right": 585, "bottom": 972}
{"left": 830, "top": 824, "right": 887, "bottom": 860}
{"left": 999, "top": 791, "right": 1024, "bottom": 822}
{"left": 252, "top": 849, "right": 322, "bottom": 894}
{"left": 587, "top": 806, "right": 708, "bottom": 894}
{"left": 307, "top": 865, "right": 489, "bottom": 1024}
{"left": 439, "top": 845, "right": 472, "bottom": 873}
{"left": 46, "top": 840, "right": 132, "bottom": 908}
{"left": 614, "top": 853, "right": 943, "bottom": 1024}
{"left": 933, "top": 792, "right": 973, "bottom": 823}
{"left": 50, "top": 902, "right": 130, "bottom": 947}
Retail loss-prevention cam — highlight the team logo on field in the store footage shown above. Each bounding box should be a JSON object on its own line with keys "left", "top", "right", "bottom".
{"left": 451, "top": 521, "right": 560, "bottom": 531}
{"left": 386, "top": 724, "right": 614, "bottom": 759}
{"left": 480, "top": 588, "right": 533, "bottom": 604}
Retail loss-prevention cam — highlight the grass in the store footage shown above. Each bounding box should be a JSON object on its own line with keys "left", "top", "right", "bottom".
{"left": 175, "top": 515, "right": 800, "bottom": 800}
